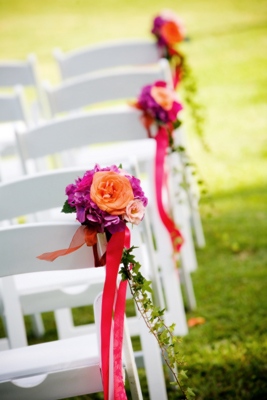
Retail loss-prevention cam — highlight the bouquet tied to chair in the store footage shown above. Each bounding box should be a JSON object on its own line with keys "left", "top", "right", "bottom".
{"left": 37, "top": 163, "right": 194, "bottom": 399}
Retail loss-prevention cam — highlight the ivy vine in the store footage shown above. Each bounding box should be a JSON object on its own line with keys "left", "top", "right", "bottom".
{"left": 119, "top": 246, "right": 195, "bottom": 400}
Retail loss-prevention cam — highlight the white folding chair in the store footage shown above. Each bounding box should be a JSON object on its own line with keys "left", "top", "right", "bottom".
{"left": 0, "top": 54, "right": 46, "bottom": 120}
{"left": 53, "top": 39, "right": 159, "bottom": 80}
{"left": 0, "top": 222, "right": 142, "bottom": 400}
{"left": 53, "top": 39, "right": 205, "bottom": 248}
{"left": 14, "top": 105, "right": 195, "bottom": 312}
{"left": 41, "top": 60, "right": 198, "bottom": 293}
{"left": 43, "top": 59, "right": 172, "bottom": 118}
{"left": 0, "top": 86, "right": 31, "bottom": 180}
{"left": 0, "top": 168, "right": 169, "bottom": 400}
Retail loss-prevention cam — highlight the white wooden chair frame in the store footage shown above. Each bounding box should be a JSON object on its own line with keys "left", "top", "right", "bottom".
{"left": 0, "top": 86, "right": 31, "bottom": 181}
{"left": 0, "top": 222, "right": 142, "bottom": 400}
{"left": 15, "top": 105, "right": 195, "bottom": 310}
{"left": 52, "top": 38, "right": 205, "bottom": 248}
{"left": 0, "top": 168, "right": 170, "bottom": 399}
{"left": 0, "top": 54, "right": 46, "bottom": 119}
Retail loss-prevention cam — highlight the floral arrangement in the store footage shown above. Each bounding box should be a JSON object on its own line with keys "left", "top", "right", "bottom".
{"left": 152, "top": 10, "right": 186, "bottom": 87}
{"left": 152, "top": 10, "right": 206, "bottom": 147}
{"left": 38, "top": 164, "right": 194, "bottom": 399}
{"left": 63, "top": 163, "right": 147, "bottom": 237}
{"left": 134, "top": 80, "right": 182, "bottom": 147}
{"left": 133, "top": 80, "right": 184, "bottom": 255}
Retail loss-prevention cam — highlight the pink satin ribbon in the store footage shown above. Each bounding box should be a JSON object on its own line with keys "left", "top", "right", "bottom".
{"left": 38, "top": 227, "right": 131, "bottom": 400}
{"left": 100, "top": 227, "right": 131, "bottom": 400}
{"left": 155, "top": 126, "right": 184, "bottom": 252}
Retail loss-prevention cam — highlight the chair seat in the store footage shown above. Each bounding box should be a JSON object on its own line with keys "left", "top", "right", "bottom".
{"left": 15, "top": 268, "right": 105, "bottom": 293}
{"left": 0, "top": 334, "right": 99, "bottom": 382}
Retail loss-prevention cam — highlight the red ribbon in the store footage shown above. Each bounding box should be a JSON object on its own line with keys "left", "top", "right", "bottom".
{"left": 38, "top": 226, "right": 131, "bottom": 399}
{"left": 155, "top": 126, "right": 183, "bottom": 252}
{"left": 167, "top": 46, "right": 184, "bottom": 89}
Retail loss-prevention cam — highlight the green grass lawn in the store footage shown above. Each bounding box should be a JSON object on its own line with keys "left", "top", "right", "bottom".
{"left": 1, "top": 0, "right": 267, "bottom": 398}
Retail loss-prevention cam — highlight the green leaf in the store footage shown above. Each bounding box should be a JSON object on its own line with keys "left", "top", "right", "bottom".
{"left": 170, "top": 382, "right": 178, "bottom": 386}
{"left": 180, "top": 370, "right": 188, "bottom": 379}
{"left": 118, "top": 163, "right": 123, "bottom": 169}
{"left": 173, "top": 119, "right": 182, "bottom": 130}
{"left": 61, "top": 200, "right": 76, "bottom": 214}
{"left": 187, "top": 388, "right": 195, "bottom": 397}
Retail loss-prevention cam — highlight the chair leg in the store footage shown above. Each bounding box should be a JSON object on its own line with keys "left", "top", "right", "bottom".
{"left": 192, "top": 208, "right": 206, "bottom": 248}
{"left": 1, "top": 276, "right": 28, "bottom": 348}
{"left": 179, "top": 266, "right": 197, "bottom": 311}
{"left": 55, "top": 308, "right": 75, "bottom": 339}
{"left": 135, "top": 306, "right": 168, "bottom": 400}
{"left": 123, "top": 318, "right": 143, "bottom": 400}
{"left": 30, "top": 313, "right": 45, "bottom": 337}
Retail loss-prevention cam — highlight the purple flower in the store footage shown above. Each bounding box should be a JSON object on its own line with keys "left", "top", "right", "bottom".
{"left": 63, "top": 164, "right": 147, "bottom": 235}
{"left": 128, "top": 176, "right": 148, "bottom": 207}
{"left": 137, "top": 81, "right": 182, "bottom": 125}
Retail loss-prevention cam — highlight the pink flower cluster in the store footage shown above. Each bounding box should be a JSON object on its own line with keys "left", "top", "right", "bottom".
{"left": 152, "top": 10, "right": 186, "bottom": 47}
{"left": 64, "top": 164, "right": 148, "bottom": 234}
{"left": 136, "top": 81, "right": 182, "bottom": 125}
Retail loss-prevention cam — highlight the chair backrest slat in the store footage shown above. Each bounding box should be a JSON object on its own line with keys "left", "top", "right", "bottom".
{"left": 43, "top": 60, "right": 171, "bottom": 117}
{"left": 54, "top": 40, "right": 159, "bottom": 80}
{"left": 0, "top": 168, "right": 89, "bottom": 220}
{"left": 0, "top": 93, "right": 25, "bottom": 122}
{"left": 0, "top": 223, "right": 94, "bottom": 277}
{"left": 16, "top": 107, "right": 148, "bottom": 161}
{"left": 0, "top": 62, "right": 35, "bottom": 87}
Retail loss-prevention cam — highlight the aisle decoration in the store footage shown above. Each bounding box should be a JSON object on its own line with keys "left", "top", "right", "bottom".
{"left": 152, "top": 9, "right": 186, "bottom": 88}
{"left": 133, "top": 80, "right": 184, "bottom": 254}
{"left": 152, "top": 10, "right": 206, "bottom": 146}
{"left": 37, "top": 164, "right": 194, "bottom": 400}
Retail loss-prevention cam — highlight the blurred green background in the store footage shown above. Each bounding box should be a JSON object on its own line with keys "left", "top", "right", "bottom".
{"left": 1, "top": 0, "right": 267, "bottom": 399}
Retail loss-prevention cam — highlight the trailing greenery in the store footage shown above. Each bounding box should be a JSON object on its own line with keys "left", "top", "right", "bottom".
{"left": 120, "top": 246, "right": 195, "bottom": 399}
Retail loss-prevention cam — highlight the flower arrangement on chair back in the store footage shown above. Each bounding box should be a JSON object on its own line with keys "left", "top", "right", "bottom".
{"left": 38, "top": 164, "right": 194, "bottom": 399}
{"left": 152, "top": 10, "right": 206, "bottom": 147}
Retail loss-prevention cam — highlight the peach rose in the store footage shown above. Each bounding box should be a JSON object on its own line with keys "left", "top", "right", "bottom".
{"left": 150, "top": 86, "right": 176, "bottom": 111}
{"left": 90, "top": 171, "right": 134, "bottom": 215}
{"left": 160, "top": 21, "right": 184, "bottom": 45}
{"left": 161, "top": 9, "right": 186, "bottom": 38}
{"left": 123, "top": 199, "right": 145, "bottom": 225}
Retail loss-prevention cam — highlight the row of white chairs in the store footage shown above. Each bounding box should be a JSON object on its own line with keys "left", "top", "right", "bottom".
{"left": 0, "top": 39, "right": 204, "bottom": 399}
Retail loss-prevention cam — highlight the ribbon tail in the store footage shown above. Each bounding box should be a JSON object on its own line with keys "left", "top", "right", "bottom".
{"left": 155, "top": 127, "right": 184, "bottom": 252}
{"left": 101, "top": 230, "right": 125, "bottom": 400}
{"left": 173, "top": 65, "right": 182, "bottom": 88}
{"left": 113, "top": 226, "right": 131, "bottom": 400}
{"left": 37, "top": 225, "right": 86, "bottom": 262}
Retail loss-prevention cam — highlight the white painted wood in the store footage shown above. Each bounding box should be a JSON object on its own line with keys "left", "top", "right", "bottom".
{"left": 0, "top": 276, "right": 28, "bottom": 349}
{"left": 53, "top": 38, "right": 205, "bottom": 248}
{"left": 0, "top": 223, "right": 95, "bottom": 277}
{"left": 0, "top": 225, "right": 141, "bottom": 399}
{"left": 0, "top": 54, "right": 45, "bottom": 119}
{"left": 42, "top": 61, "right": 169, "bottom": 117}
{"left": 53, "top": 39, "right": 159, "bottom": 80}
{"left": 14, "top": 108, "right": 190, "bottom": 330}
{"left": 0, "top": 170, "right": 169, "bottom": 398}
{"left": 0, "top": 86, "right": 30, "bottom": 125}
{"left": 122, "top": 318, "right": 143, "bottom": 400}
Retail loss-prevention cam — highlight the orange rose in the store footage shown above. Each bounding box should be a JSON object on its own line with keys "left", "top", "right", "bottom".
{"left": 90, "top": 171, "right": 134, "bottom": 215}
{"left": 150, "top": 86, "right": 175, "bottom": 111}
{"left": 160, "top": 21, "right": 184, "bottom": 45}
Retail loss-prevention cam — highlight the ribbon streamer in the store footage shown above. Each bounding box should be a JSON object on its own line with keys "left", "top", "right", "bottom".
{"left": 155, "top": 126, "right": 184, "bottom": 252}
{"left": 37, "top": 226, "right": 130, "bottom": 400}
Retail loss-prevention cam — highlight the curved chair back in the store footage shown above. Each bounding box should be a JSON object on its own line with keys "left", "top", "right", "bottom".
{"left": 53, "top": 39, "right": 159, "bottom": 80}
{"left": 42, "top": 59, "right": 172, "bottom": 117}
